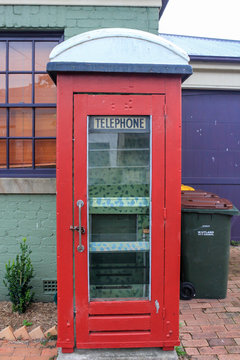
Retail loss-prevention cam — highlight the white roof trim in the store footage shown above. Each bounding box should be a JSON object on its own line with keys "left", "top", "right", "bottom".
{"left": 182, "top": 61, "right": 240, "bottom": 90}
{"left": 0, "top": 0, "right": 162, "bottom": 6}
{"left": 50, "top": 28, "right": 190, "bottom": 65}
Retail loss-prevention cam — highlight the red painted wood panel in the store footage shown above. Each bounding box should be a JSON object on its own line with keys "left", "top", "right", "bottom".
{"left": 87, "top": 332, "right": 153, "bottom": 347}
{"left": 61, "top": 73, "right": 167, "bottom": 95}
{"left": 56, "top": 76, "right": 74, "bottom": 351}
{"left": 150, "top": 95, "right": 165, "bottom": 342}
{"left": 89, "top": 300, "right": 151, "bottom": 315}
{"left": 162, "top": 78, "right": 182, "bottom": 345}
{"left": 89, "top": 315, "right": 151, "bottom": 332}
{"left": 77, "top": 339, "right": 177, "bottom": 349}
{"left": 86, "top": 94, "right": 152, "bottom": 114}
{"left": 74, "top": 94, "right": 89, "bottom": 345}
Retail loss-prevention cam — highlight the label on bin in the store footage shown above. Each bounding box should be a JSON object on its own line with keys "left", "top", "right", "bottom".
{"left": 198, "top": 230, "right": 214, "bottom": 236}
{"left": 198, "top": 225, "right": 214, "bottom": 236}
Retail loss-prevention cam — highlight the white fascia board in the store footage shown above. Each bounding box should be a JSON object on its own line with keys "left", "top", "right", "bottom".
{"left": 0, "top": 0, "right": 162, "bottom": 6}
{"left": 182, "top": 61, "right": 240, "bottom": 90}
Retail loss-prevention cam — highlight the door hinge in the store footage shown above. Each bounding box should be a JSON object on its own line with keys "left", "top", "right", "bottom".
{"left": 164, "top": 103, "right": 167, "bottom": 117}
{"left": 162, "top": 307, "right": 166, "bottom": 320}
{"left": 163, "top": 208, "right": 167, "bottom": 221}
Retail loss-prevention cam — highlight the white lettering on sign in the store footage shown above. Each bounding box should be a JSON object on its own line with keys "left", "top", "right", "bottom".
{"left": 91, "top": 116, "right": 148, "bottom": 131}
{"left": 198, "top": 231, "right": 214, "bottom": 236}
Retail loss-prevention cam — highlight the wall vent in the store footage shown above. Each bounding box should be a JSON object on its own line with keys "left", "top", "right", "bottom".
{"left": 43, "top": 280, "right": 57, "bottom": 293}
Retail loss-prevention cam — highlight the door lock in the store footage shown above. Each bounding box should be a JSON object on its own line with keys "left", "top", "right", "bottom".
{"left": 70, "top": 225, "right": 85, "bottom": 234}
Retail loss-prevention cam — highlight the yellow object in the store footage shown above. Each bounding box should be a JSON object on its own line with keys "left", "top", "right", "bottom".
{"left": 181, "top": 184, "right": 195, "bottom": 191}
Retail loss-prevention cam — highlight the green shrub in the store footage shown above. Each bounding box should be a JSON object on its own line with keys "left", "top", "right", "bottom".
{"left": 3, "top": 238, "right": 34, "bottom": 314}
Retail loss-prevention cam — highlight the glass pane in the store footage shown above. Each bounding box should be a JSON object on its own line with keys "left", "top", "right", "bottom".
{"left": 9, "top": 74, "right": 32, "bottom": 103}
{"left": 35, "top": 41, "right": 58, "bottom": 71}
{"left": 0, "top": 140, "right": 7, "bottom": 168}
{"left": 0, "top": 109, "right": 6, "bottom": 137}
{"left": 9, "top": 108, "right": 32, "bottom": 137}
{"left": 35, "top": 108, "right": 56, "bottom": 137}
{"left": 0, "top": 42, "right": 6, "bottom": 71}
{"left": 35, "top": 74, "right": 56, "bottom": 103}
{"left": 88, "top": 116, "right": 151, "bottom": 300}
{"left": 9, "top": 42, "right": 32, "bottom": 71}
{"left": 89, "top": 132, "right": 150, "bottom": 185}
{"left": 0, "top": 74, "right": 6, "bottom": 103}
{"left": 35, "top": 139, "right": 56, "bottom": 168}
{"left": 9, "top": 139, "right": 32, "bottom": 168}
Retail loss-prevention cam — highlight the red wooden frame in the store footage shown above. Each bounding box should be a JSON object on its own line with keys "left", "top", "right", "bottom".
{"left": 56, "top": 73, "right": 181, "bottom": 353}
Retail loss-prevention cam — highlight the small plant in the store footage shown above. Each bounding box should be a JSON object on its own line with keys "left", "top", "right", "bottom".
{"left": 41, "top": 338, "right": 49, "bottom": 346}
{"left": 175, "top": 346, "right": 187, "bottom": 358}
{"left": 23, "top": 320, "right": 33, "bottom": 327}
{"left": 46, "top": 333, "right": 58, "bottom": 341}
{"left": 3, "top": 238, "right": 34, "bottom": 314}
{"left": 41, "top": 333, "right": 58, "bottom": 347}
{"left": 231, "top": 240, "right": 240, "bottom": 246}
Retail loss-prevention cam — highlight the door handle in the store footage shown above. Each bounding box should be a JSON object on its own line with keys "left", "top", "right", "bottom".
{"left": 76, "top": 200, "right": 84, "bottom": 252}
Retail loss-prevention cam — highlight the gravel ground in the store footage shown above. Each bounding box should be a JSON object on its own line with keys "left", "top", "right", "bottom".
{"left": 0, "top": 301, "right": 57, "bottom": 332}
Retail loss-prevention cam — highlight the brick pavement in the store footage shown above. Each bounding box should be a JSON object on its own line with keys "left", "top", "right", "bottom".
{"left": 0, "top": 246, "right": 239, "bottom": 360}
{"left": 180, "top": 246, "right": 240, "bottom": 360}
{"left": 0, "top": 339, "right": 57, "bottom": 359}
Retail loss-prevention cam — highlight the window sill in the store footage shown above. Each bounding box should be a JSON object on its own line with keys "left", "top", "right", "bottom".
{"left": 0, "top": 178, "right": 56, "bottom": 194}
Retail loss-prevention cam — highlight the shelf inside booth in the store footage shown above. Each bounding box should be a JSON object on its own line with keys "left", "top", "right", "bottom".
{"left": 89, "top": 241, "right": 149, "bottom": 253}
{"left": 89, "top": 196, "right": 149, "bottom": 214}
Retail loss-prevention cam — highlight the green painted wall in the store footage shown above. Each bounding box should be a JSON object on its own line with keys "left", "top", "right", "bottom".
{"left": 0, "top": 5, "right": 159, "bottom": 36}
{"left": 0, "top": 194, "right": 56, "bottom": 301}
{"left": 0, "top": 4, "right": 159, "bottom": 301}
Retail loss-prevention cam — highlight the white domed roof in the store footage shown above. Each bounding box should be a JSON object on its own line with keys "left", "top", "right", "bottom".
{"left": 50, "top": 28, "right": 190, "bottom": 65}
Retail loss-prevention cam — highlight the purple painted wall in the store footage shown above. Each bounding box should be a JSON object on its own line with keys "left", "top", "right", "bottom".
{"left": 182, "top": 90, "right": 240, "bottom": 242}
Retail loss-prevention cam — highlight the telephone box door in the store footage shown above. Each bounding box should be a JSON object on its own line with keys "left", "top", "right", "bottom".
{"left": 74, "top": 94, "right": 165, "bottom": 348}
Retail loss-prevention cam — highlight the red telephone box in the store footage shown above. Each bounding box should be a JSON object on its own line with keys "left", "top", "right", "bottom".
{"left": 47, "top": 28, "right": 192, "bottom": 353}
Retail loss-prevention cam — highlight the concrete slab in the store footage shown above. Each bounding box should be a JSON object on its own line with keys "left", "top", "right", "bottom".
{"left": 0, "top": 178, "right": 56, "bottom": 194}
{"left": 57, "top": 347, "right": 178, "bottom": 360}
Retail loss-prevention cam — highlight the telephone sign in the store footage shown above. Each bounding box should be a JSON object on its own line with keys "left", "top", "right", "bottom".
{"left": 89, "top": 116, "right": 149, "bottom": 132}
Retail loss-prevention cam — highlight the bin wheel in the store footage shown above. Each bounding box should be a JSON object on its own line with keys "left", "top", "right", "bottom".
{"left": 180, "top": 282, "right": 196, "bottom": 300}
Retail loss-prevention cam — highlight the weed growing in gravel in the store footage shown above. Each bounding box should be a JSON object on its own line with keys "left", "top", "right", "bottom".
{"left": 23, "top": 319, "right": 33, "bottom": 327}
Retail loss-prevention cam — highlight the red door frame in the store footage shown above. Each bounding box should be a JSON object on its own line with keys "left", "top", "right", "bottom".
{"left": 56, "top": 74, "right": 181, "bottom": 353}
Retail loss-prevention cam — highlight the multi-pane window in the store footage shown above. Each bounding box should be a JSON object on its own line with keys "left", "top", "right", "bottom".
{"left": 0, "top": 33, "right": 63, "bottom": 176}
